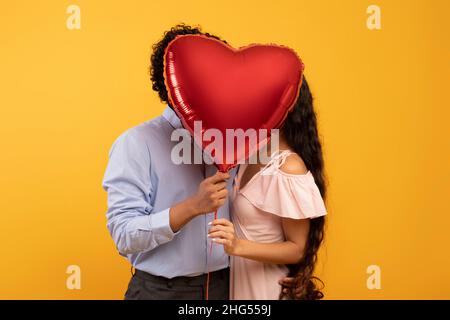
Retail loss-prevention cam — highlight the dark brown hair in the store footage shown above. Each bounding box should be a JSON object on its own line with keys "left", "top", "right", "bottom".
{"left": 281, "top": 76, "right": 326, "bottom": 300}
{"left": 150, "top": 23, "right": 226, "bottom": 106}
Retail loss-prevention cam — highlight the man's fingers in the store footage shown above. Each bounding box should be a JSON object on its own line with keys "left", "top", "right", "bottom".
{"left": 208, "top": 171, "right": 230, "bottom": 184}
{"left": 215, "top": 181, "right": 227, "bottom": 191}
{"left": 279, "top": 278, "right": 294, "bottom": 285}
{"left": 216, "top": 189, "right": 228, "bottom": 199}
{"left": 217, "top": 198, "right": 226, "bottom": 207}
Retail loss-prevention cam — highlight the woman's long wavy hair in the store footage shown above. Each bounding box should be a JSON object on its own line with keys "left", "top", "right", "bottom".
{"left": 280, "top": 76, "right": 326, "bottom": 300}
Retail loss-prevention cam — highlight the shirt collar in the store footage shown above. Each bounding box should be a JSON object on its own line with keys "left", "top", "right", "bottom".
{"left": 162, "top": 105, "right": 183, "bottom": 129}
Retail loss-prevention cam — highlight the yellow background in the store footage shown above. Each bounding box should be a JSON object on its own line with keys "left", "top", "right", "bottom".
{"left": 0, "top": 0, "right": 449, "bottom": 299}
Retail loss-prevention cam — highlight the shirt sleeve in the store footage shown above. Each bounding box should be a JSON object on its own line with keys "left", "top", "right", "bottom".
{"left": 102, "top": 129, "right": 177, "bottom": 255}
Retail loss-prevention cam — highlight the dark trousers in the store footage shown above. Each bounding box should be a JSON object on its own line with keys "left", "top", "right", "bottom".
{"left": 124, "top": 268, "right": 229, "bottom": 300}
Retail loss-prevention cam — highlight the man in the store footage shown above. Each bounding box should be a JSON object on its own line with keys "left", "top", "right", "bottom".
{"left": 103, "top": 24, "right": 299, "bottom": 300}
{"left": 102, "top": 24, "right": 232, "bottom": 300}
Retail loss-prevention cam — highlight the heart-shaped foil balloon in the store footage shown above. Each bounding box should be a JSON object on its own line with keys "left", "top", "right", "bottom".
{"left": 164, "top": 34, "right": 304, "bottom": 172}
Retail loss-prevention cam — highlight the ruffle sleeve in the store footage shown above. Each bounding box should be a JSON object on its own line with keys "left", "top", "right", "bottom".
{"left": 240, "top": 171, "right": 327, "bottom": 219}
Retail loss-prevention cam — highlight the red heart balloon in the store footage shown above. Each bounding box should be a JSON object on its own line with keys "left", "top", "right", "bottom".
{"left": 164, "top": 34, "right": 304, "bottom": 172}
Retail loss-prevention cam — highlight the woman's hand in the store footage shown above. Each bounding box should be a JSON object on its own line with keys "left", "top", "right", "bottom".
{"left": 208, "top": 218, "right": 242, "bottom": 256}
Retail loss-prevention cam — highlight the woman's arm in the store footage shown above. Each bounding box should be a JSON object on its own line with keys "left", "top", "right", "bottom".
{"left": 208, "top": 218, "right": 310, "bottom": 265}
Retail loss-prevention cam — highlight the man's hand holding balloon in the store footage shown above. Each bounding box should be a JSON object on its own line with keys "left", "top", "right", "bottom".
{"left": 190, "top": 172, "right": 230, "bottom": 215}
{"left": 169, "top": 171, "right": 230, "bottom": 233}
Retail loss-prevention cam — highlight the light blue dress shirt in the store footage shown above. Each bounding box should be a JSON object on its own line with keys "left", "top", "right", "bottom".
{"left": 102, "top": 106, "right": 233, "bottom": 278}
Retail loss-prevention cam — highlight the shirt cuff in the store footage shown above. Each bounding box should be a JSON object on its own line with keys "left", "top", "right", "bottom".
{"left": 148, "top": 208, "right": 179, "bottom": 244}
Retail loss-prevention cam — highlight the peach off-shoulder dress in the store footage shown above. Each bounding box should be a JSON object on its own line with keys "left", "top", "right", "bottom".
{"left": 230, "top": 150, "right": 327, "bottom": 300}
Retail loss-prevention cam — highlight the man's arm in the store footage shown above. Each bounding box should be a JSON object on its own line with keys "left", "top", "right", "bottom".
{"left": 102, "top": 130, "right": 229, "bottom": 255}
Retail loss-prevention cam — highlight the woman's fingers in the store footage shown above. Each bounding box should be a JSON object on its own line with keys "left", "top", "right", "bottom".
{"left": 279, "top": 277, "right": 295, "bottom": 287}
{"left": 208, "top": 230, "right": 233, "bottom": 240}
{"left": 211, "top": 238, "right": 232, "bottom": 246}
{"left": 211, "top": 218, "right": 233, "bottom": 227}
{"left": 208, "top": 219, "right": 235, "bottom": 245}
{"left": 208, "top": 224, "right": 234, "bottom": 234}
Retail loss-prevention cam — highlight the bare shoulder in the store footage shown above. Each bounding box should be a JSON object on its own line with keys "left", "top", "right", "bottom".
{"left": 279, "top": 152, "right": 308, "bottom": 175}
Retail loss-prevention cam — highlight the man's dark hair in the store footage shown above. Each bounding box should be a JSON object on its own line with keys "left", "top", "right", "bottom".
{"left": 150, "top": 23, "right": 227, "bottom": 106}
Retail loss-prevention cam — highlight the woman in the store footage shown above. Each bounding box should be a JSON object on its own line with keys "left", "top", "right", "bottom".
{"left": 208, "top": 77, "right": 327, "bottom": 300}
